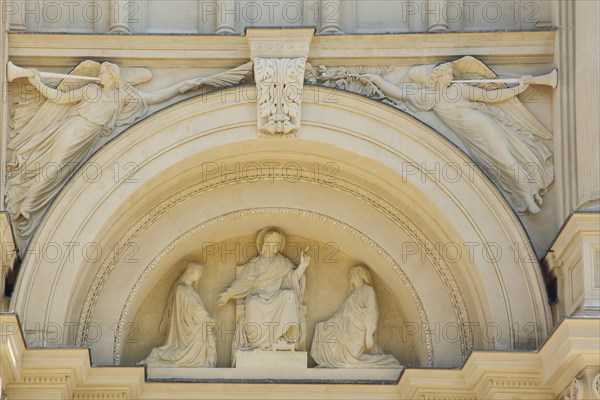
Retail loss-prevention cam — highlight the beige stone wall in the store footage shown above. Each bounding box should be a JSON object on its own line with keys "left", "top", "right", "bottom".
{"left": 7, "top": 0, "right": 552, "bottom": 34}
{"left": 574, "top": 0, "right": 600, "bottom": 210}
{"left": 2, "top": 0, "right": 599, "bottom": 397}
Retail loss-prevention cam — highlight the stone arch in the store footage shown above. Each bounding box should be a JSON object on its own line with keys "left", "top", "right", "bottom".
{"left": 10, "top": 86, "right": 551, "bottom": 368}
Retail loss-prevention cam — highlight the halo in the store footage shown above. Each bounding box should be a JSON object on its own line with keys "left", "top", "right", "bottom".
{"left": 256, "top": 227, "right": 286, "bottom": 254}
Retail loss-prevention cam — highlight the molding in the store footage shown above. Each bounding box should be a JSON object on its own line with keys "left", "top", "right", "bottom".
{"left": 2, "top": 314, "right": 597, "bottom": 398}
{"left": 7, "top": 30, "right": 556, "bottom": 67}
{"left": 73, "top": 392, "right": 128, "bottom": 400}
{"left": 548, "top": 212, "right": 600, "bottom": 257}
{"left": 544, "top": 212, "right": 600, "bottom": 315}
{"left": 247, "top": 28, "right": 314, "bottom": 60}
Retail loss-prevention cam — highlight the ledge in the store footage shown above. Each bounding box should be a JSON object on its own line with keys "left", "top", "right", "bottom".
{"left": 7, "top": 29, "right": 555, "bottom": 68}
{"left": 147, "top": 366, "right": 403, "bottom": 384}
{"left": 1, "top": 314, "right": 598, "bottom": 398}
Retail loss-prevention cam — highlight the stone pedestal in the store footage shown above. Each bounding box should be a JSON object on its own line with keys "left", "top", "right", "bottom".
{"left": 148, "top": 347, "right": 403, "bottom": 383}
{"left": 235, "top": 350, "right": 307, "bottom": 369}
{"left": 146, "top": 366, "right": 402, "bottom": 383}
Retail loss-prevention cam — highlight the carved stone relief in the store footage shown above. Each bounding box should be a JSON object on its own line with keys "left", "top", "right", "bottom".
{"left": 79, "top": 167, "right": 473, "bottom": 366}
{"left": 140, "top": 263, "right": 216, "bottom": 368}
{"left": 110, "top": 209, "right": 434, "bottom": 367}
{"left": 216, "top": 228, "right": 310, "bottom": 364}
{"left": 594, "top": 373, "right": 600, "bottom": 399}
{"left": 137, "top": 230, "right": 404, "bottom": 372}
{"left": 311, "top": 265, "right": 402, "bottom": 368}
{"left": 306, "top": 56, "right": 557, "bottom": 214}
{"left": 255, "top": 58, "right": 307, "bottom": 136}
{"left": 4, "top": 61, "right": 252, "bottom": 242}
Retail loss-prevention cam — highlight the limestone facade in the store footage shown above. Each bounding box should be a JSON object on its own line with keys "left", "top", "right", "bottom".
{"left": 0, "top": 0, "right": 599, "bottom": 399}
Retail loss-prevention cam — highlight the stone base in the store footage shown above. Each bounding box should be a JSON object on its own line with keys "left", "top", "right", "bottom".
{"left": 146, "top": 350, "right": 404, "bottom": 383}
{"left": 146, "top": 366, "right": 403, "bottom": 384}
{"left": 235, "top": 350, "right": 307, "bottom": 369}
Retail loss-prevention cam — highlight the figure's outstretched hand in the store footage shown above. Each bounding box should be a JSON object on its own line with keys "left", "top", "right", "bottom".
{"left": 299, "top": 247, "right": 311, "bottom": 269}
{"left": 519, "top": 75, "right": 532, "bottom": 92}
{"left": 178, "top": 79, "right": 201, "bottom": 94}
{"left": 217, "top": 292, "right": 230, "bottom": 307}
{"left": 27, "top": 69, "right": 41, "bottom": 84}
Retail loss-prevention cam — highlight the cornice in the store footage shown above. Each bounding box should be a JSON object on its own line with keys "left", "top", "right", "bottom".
{"left": 7, "top": 30, "right": 556, "bottom": 67}
{"left": 548, "top": 212, "right": 600, "bottom": 261}
{"left": 1, "top": 314, "right": 596, "bottom": 398}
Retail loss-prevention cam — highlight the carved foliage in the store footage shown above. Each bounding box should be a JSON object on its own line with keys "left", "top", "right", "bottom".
{"left": 255, "top": 58, "right": 306, "bottom": 136}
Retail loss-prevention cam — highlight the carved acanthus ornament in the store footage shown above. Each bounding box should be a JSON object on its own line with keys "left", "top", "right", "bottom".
{"left": 255, "top": 57, "right": 307, "bottom": 137}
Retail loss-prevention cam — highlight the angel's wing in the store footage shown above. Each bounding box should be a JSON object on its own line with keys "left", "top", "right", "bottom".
{"left": 196, "top": 62, "right": 253, "bottom": 88}
{"left": 8, "top": 60, "right": 101, "bottom": 154}
{"left": 451, "top": 56, "right": 552, "bottom": 140}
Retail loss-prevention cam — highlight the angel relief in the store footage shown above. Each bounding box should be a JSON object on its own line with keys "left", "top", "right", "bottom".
{"left": 5, "top": 60, "right": 252, "bottom": 241}
{"left": 308, "top": 57, "right": 556, "bottom": 214}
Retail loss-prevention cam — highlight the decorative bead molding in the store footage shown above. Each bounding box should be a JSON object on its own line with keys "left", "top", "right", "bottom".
{"left": 487, "top": 377, "right": 540, "bottom": 388}
{"left": 255, "top": 57, "right": 307, "bottom": 137}
{"left": 246, "top": 28, "right": 314, "bottom": 60}
{"left": 22, "top": 374, "right": 69, "bottom": 384}
{"left": 73, "top": 391, "right": 128, "bottom": 400}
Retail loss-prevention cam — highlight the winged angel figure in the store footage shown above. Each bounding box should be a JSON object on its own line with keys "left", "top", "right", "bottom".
{"left": 313, "top": 57, "right": 554, "bottom": 214}
{"left": 6, "top": 60, "right": 252, "bottom": 241}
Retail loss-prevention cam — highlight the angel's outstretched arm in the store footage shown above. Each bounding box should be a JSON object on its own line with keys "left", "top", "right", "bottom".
{"left": 464, "top": 78, "right": 530, "bottom": 103}
{"left": 140, "top": 62, "right": 253, "bottom": 105}
{"left": 28, "top": 71, "right": 86, "bottom": 105}
{"left": 138, "top": 80, "right": 198, "bottom": 105}
{"left": 361, "top": 74, "right": 410, "bottom": 102}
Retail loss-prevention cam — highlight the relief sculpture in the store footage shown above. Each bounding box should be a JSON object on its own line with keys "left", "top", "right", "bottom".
{"left": 5, "top": 61, "right": 252, "bottom": 241}
{"left": 141, "top": 263, "right": 217, "bottom": 368}
{"left": 311, "top": 265, "right": 401, "bottom": 368}
{"left": 217, "top": 228, "right": 310, "bottom": 364}
{"left": 307, "top": 56, "right": 557, "bottom": 214}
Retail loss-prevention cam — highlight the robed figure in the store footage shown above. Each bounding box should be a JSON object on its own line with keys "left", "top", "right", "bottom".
{"left": 354, "top": 56, "right": 554, "bottom": 214}
{"left": 142, "top": 263, "right": 217, "bottom": 367}
{"left": 311, "top": 266, "right": 401, "bottom": 368}
{"left": 217, "top": 229, "right": 311, "bottom": 359}
{"left": 6, "top": 60, "right": 252, "bottom": 241}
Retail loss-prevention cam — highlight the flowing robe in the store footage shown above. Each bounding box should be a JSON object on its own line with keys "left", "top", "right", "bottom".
{"left": 143, "top": 283, "right": 217, "bottom": 367}
{"left": 434, "top": 95, "right": 553, "bottom": 212}
{"left": 405, "top": 85, "right": 554, "bottom": 213}
{"left": 227, "top": 254, "right": 306, "bottom": 354}
{"left": 6, "top": 84, "right": 147, "bottom": 240}
{"left": 311, "top": 284, "right": 401, "bottom": 368}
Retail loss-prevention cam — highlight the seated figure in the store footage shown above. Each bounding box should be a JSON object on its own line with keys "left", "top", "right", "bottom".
{"left": 217, "top": 228, "right": 310, "bottom": 358}
{"left": 141, "top": 263, "right": 217, "bottom": 367}
{"left": 311, "top": 265, "right": 401, "bottom": 368}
